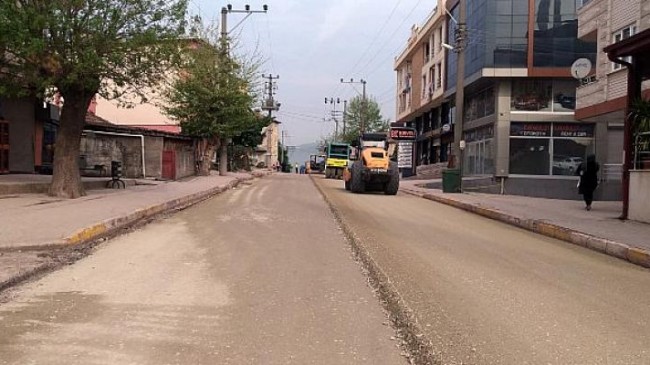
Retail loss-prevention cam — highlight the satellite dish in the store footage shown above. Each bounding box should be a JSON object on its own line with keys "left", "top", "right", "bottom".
{"left": 571, "top": 58, "right": 592, "bottom": 80}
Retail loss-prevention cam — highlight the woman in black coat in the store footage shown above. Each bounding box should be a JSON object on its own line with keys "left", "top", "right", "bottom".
{"left": 576, "top": 154, "right": 599, "bottom": 210}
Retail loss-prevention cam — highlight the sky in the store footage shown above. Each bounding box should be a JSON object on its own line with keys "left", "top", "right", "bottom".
{"left": 191, "top": 0, "right": 436, "bottom": 146}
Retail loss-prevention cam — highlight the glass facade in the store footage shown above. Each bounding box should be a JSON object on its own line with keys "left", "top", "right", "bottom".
{"left": 447, "top": 0, "right": 596, "bottom": 87}
{"left": 509, "top": 122, "right": 595, "bottom": 175}
{"left": 533, "top": 0, "right": 596, "bottom": 67}
{"left": 511, "top": 79, "right": 578, "bottom": 112}
{"left": 463, "top": 125, "right": 495, "bottom": 175}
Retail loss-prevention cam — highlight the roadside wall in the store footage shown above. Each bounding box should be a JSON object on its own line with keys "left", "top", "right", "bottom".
{"left": 2, "top": 97, "right": 35, "bottom": 173}
{"left": 80, "top": 134, "right": 143, "bottom": 178}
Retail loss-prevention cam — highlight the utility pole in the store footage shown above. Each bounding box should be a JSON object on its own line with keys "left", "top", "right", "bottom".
{"left": 343, "top": 99, "right": 348, "bottom": 136}
{"left": 261, "top": 74, "right": 280, "bottom": 169}
{"left": 340, "top": 78, "right": 367, "bottom": 135}
{"left": 324, "top": 97, "right": 342, "bottom": 140}
{"left": 262, "top": 74, "right": 281, "bottom": 118}
{"left": 219, "top": 3, "right": 268, "bottom": 175}
{"left": 452, "top": 0, "right": 467, "bottom": 192}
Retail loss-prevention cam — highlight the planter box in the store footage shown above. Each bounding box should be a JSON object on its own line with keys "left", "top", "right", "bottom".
{"left": 630, "top": 170, "right": 650, "bottom": 224}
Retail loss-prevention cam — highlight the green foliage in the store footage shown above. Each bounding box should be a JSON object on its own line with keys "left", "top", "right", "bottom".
{"left": 0, "top": 0, "right": 188, "bottom": 100}
{"left": 232, "top": 116, "right": 271, "bottom": 148}
{"left": 338, "top": 96, "right": 389, "bottom": 144}
{"left": 163, "top": 29, "right": 260, "bottom": 142}
{"left": 631, "top": 98, "right": 650, "bottom": 136}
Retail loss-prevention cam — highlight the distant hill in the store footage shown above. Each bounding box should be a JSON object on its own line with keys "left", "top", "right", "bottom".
{"left": 289, "top": 142, "right": 321, "bottom": 165}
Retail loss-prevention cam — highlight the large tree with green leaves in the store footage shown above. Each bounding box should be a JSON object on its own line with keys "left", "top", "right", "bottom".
{"left": 0, "top": 0, "right": 188, "bottom": 198}
{"left": 338, "top": 95, "right": 389, "bottom": 144}
{"left": 163, "top": 28, "right": 261, "bottom": 176}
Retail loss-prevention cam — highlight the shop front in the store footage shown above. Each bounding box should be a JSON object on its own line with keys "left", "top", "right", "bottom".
{"left": 502, "top": 121, "right": 623, "bottom": 200}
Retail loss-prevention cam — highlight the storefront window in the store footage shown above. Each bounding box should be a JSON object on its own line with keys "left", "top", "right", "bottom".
{"left": 463, "top": 125, "right": 495, "bottom": 175}
{"left": 511, "top": 79, "right": 578, "bottom": 112}
{"left": 510, "top": 122, "right": 594, "bottom": 176}
{"left": 552, "top": 123, "right": 595, "bottom": 175}
{"left": 510, "top": 138, "right": 551, "bottom": 175}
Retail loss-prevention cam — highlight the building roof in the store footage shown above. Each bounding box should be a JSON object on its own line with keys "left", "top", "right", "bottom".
{"left": 84, "top": 113, "right": 190, "bottom": 140}
{"left": 130, "top": 124, "right": 182, "bottom": 134}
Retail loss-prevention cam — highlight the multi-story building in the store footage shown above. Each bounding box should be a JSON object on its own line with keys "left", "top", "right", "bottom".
{"left": 395, "top": 3, "right": 449, "bottom": 176}
{"left": 576, "top": 0, "right": 649, "bottom": 128}
{"left": 576, "top": 0, "right": 650, "bottom": 220}
{"left": 397, "top": 0, "right": 608, "bottom": 199}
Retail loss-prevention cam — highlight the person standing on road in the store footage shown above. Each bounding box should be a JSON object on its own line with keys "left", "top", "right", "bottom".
{"left": 576, "top": 154, "right": 599, "bottom": 211}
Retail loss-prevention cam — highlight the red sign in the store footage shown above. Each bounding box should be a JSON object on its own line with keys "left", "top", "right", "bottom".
{"left": 389, "top": 127, "right": 416, "bottom": 140}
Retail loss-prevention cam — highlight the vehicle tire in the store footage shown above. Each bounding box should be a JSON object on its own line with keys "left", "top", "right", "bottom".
{"left": 325, "top": 168, "right": 331, "bottom": 179}
{"left": 350, "top": 162, "right": 365, "bottom": 193}
{"left": 384, "top": 162, "right": 399, "bottom": 195}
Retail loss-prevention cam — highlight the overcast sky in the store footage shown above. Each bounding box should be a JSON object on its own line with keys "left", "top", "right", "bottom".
{"left": 192, "top": 0, "right": 435, "bottom": 146}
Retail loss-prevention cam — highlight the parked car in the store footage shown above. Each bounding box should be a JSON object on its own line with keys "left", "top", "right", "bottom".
{"left": 554, "top": 156, "right": 583, "bottom": 172}
{"left": 559, "top": 96, "right": 576, "bottom": 110}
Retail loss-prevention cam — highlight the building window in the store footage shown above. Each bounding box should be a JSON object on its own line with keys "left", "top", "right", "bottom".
{"left": 511, "top": 79, "right": 577, "bottom": 112}
{"left": 612, "top": 24, "right": 637, "bottom": 71}
{"left": 509, "top": 122, "right": 595, "bottom": 176}
{"left": 464, "top": 87, "right": 495, "bottom": 122}
{"left": 463, "top": 125, "right": 495, "bottom": 175}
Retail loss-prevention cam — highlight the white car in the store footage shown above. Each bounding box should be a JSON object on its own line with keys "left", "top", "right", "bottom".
{"left": 555, "top": 157, "right": 583, "bottom": 172}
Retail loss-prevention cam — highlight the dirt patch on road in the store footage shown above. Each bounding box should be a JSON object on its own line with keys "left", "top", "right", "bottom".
{"left": 311, "top": 176, "right": 438, "bottom": 365}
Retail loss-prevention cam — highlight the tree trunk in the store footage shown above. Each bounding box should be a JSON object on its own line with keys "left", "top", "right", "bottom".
{"left": 197, "top": 138, "right": 218, "bottom": 176}
{"left": 48, "top": 90, "right": 95, "bottom": 199}
{"left": 219, "top": 137, "right": 228, "bottom": 176}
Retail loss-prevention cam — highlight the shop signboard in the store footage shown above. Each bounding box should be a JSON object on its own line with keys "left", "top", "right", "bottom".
{"left": 510, "top": 122, "right": 551, "bottom": 137}
{"left": 389, "top": 127, "right": 417, "bottom": 140}
{"left": 552, "top": 123, "right": 594, "bottom": 138}
{"left": 398, "top": 141, "right": 413, "bottom": 169}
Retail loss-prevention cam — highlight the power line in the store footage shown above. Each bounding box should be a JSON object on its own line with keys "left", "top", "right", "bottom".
{"left": 346, "top": 0, "right": 405, "bottom": 77}
{"left": 356, "top": 0, "right": 424, "bottom": 76}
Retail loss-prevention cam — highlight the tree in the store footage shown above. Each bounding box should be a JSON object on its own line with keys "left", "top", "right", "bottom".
{"left": 163, "top": 26, "right": 261, "bottom": 176}
{"left": 338, "top": 96, "right": 389, "bottom": 144}
{"left": 0, "top": 0, "right": 188, "bottom": 198}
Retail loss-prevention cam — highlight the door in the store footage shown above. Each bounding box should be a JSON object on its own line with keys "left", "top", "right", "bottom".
{"left": 0, "top": 121, "right": 8, "bottom": 174}
{"left": 162, "top": 150, "right": 176, "bottom": 180}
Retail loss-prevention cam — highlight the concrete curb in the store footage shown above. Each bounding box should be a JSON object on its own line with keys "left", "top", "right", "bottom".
{"left": 6, "top": 172, "right": 269, "bottom": 252}
{"left": 401, "top": 187, "right": 650, "bottom": 269}
{"left": 62, "top": 173, "right": 268, "bottom": 247}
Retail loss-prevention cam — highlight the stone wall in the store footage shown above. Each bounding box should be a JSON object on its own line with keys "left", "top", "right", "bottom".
{"left": 80, "top": 133, "right": 143, "bottom": 178}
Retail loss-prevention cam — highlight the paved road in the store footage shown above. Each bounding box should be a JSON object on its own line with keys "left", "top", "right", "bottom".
{"left": 0, "top": 174, "right": 406, "bottom": 365}
{"left": 315, "top": 175, "right": 650, "bottom": 365}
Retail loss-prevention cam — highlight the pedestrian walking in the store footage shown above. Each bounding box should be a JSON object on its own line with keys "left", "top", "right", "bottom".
{"left": 576, "top": 154, "right": 599, "bottom": 211}
{"left": 294, "top": 163, "right": 299, "bottom": 174}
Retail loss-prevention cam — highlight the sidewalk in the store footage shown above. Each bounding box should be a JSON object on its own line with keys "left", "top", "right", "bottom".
{"left": 400, "top": 179, "right": 650, "bottom": 268}
{"left": 0, "top": 171, "right": 267, "bottom": 250}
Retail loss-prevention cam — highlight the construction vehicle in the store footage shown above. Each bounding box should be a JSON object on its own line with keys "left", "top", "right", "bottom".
{"left": 343, "top": 132, "right": 399, "bottom": 195}
{"left": 324, "top": 142, "right": 350, "bottom": 179}
{"left": 309, "top": 154, "right": 325, "bottom": 174}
